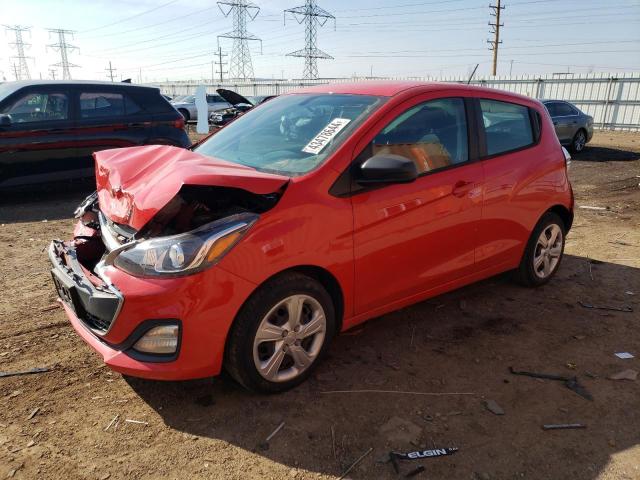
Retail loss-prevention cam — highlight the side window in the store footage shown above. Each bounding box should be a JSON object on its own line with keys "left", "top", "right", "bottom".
{"left": 480, "top": 99, "right": 534, "bottom": 156}
{"left": 544, "top": 103, "right": 558, "bottom": 117}
{"left": 555, "top": 102, "right": 577, "bottom": 116}
{"left": 370, "top": 98, "right": 468, "bottom": 174}
{"left": 124, "top": 95, "right": 142, "bottom": 115}
{"left": 80, "top": 92, "right": 125, "bottom": 118}
{"left": 3, "top": 92, "right": 69, "bottom": 123}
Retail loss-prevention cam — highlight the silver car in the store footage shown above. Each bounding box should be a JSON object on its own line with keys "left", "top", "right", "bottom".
{"left": 170, "top": 94, "right": 230, "bottom": 123}
{"left": 542, "top": 100, "right": 594, "bottom": 153}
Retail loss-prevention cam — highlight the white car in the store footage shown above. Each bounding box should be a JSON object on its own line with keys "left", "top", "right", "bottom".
{"left": 170, "top": 94, "right": 230, "bottom": 123}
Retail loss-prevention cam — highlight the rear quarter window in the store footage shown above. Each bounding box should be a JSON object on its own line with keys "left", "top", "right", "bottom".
{"left": 480, "top": 99, "right": 535, "bottom": 156}
{"left": 133, "top": 89, "right": 176, "bottom": 114}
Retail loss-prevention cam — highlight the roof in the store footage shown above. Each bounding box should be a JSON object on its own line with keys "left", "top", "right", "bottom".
{"left": 0, "top": 80, "right": 157, "bottom": 90}
{"left": 292, "top": 80, "right": 536, "bottom": 103}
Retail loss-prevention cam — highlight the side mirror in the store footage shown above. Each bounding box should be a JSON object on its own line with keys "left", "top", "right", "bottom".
{"left": 0, "top": 114, "right": 12, "bottom": 127}
{"left": 357, "top": 154, "right": 418, "bottom": 185}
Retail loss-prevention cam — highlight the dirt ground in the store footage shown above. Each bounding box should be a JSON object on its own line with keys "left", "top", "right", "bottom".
{"left": 0, "top": 131, "right": 639, "bottom": 480}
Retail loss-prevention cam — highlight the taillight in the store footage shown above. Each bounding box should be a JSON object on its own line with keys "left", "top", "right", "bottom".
{"left": 173, "top": 117, "right": 185, "bottom": 130}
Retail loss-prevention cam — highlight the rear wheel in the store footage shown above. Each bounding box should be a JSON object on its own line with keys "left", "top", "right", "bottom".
{"left": 513, "top": 212, "right": 566, "bottom": 287}
{"left": 224, "top": 272, "right": 335, "bottom": 393}
{"left": 178, "top": 108, "right": 190, "bottom": 122}
{"left": 570, "top": 129, "right": 587, "bottom": 153}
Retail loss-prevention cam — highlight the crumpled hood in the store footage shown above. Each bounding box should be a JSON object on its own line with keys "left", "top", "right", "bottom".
{"left": 95, "top": 145, "right": 289, "bottom": 230}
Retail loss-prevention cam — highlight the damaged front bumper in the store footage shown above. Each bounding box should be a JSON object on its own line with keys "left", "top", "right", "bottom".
{"left": 49, "top": 239, "right": 122, "bottom": 334}
{"left": 48, "top": 232, "right": 257, "bottom": 380}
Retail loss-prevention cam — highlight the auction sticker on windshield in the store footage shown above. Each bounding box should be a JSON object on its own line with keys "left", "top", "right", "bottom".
{"left": 302, "top": 118, "right": 351, "bottom": 154}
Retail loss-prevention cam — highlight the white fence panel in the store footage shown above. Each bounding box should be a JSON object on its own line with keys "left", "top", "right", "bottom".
{"left": 152, "top": 72, "right": 640, "bottom": 130}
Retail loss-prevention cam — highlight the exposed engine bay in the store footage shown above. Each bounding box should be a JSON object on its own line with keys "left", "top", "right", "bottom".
{"left": 72, "top": 185, "right": 284, "bottom": 273}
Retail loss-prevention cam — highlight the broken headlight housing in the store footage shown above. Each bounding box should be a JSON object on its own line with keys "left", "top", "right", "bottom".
{"left": 113, "top": 213, "right": 257, "bottom": 277}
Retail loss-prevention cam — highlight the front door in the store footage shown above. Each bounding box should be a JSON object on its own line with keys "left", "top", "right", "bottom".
{"left": 546, "top": 102, "right": 577, "bottom": 143}
{"left": 0, "top": 88, "right": 77, "bottom": 186}
{"left": 351, "top": 97, "right": 483, "bottom": 315}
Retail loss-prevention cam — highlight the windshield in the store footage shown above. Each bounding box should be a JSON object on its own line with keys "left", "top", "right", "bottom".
{"left": 175, "top": 95, "right": 194, "bottom": 104}
{"left": 194, "top": 93, "right": 383, "bottom": 175}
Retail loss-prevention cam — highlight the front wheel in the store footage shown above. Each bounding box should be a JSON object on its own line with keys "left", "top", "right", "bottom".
{"left": 570, "top": 129, "right": 587, "bottom": 153}
{"left": 224, "top": 272, "right": 335, "bottom": 393}
{"left": 513, "top": 212, "right": 566, "bottom": 287}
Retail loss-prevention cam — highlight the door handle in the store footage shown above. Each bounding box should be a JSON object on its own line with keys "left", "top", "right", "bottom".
{"left": 452, "top": 180, "right": 474, "bottom": 198}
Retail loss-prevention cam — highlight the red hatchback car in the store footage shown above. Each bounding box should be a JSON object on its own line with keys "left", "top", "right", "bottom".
{"left": 49, "top": 82, "right": 573, "bottom": 392}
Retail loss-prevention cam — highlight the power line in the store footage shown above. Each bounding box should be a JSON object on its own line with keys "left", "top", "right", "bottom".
{"left": 488, "top": 0, "right": 504, "bottom": 76}
{"left": 47, "top": 29, "right": 79, "bottom": 80}
{"left": 79, "top": 0, "right": 179, "bottom": 34}
{"left": 217, "top": 1, "right": 262, "bottom": 80}
{"left": 79, "top": 5, "right": 217, "bottom": 40}
{"left": 285, "top": 0, "right": 336, "bottom": 79}
{"left": 4, "top": 25, "right": 33, "bottom": 80}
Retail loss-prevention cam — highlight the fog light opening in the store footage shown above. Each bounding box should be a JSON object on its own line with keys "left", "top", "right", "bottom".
{"left": 132, "top": 324, "right": 179, "bottom": 354}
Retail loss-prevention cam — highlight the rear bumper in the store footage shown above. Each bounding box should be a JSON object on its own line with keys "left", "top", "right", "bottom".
{"left": 48, "top": 239, "right": 257, "bottom": 380}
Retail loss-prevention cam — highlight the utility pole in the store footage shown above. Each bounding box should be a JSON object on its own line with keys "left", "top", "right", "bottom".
{"left": 509, "top": 59, "right": 514, "bottom": 76}
{"left": 48, "top": 68, "right": 57, "bottom": 80}
{"left": 487, "top": 0, "right": 504, "bottom": 77}
{"left": 47, "top": 29, "right": 79, "bottom": 80}
{"left": 217, "top": 1, "right": 261, "bottom": 80}
{"left": 105, "top": 61, "right": 117, "bottom": 81}
{"left": 4, "top": 25, "right": 33, "bottom": 80}
{"left": 214, "top": 46, "right": 228, "bottom": 83}
{"left": 284, "top": 0, "right": 335, "bottom": 80}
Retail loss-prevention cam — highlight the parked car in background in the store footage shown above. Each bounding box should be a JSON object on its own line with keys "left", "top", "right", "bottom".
{"left": 0, "top": 80, "right": 190, "bottom": 188}
{"left": 541, "top": 100, "right": 593, "bottom": 153}
{"left": 170, "top": 94, "right": 230, "bottom": 122}
{"left": 210, "top": 89, "right": 275, "bottom": 126}
{"left": 50, "top": 82, "right": 573, "bottom": 393}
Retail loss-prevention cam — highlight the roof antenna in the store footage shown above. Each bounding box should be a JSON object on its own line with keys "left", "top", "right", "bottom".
{"left": 467, "top": 64, "right": 479, "bottom": 84}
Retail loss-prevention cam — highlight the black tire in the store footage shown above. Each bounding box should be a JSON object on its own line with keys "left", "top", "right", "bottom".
{"left": 178, "top": 109, "right": 190, "bottom": 122}
{"left": 569, "top": 129, "right": 587, "bottom": 153}
{"left": 513, "top": 212, "right": 566, "bottom": 287}
{"left": 224, "top": 272, "right": 336, "bottom": 393}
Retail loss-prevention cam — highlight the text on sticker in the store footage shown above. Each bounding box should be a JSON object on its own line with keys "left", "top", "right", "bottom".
{"left": 302, "top": 118, "right": 351, "bottom": 154}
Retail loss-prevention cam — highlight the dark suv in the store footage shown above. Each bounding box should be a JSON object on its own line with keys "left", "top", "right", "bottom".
{"left": 0, "top": 81, "right": 191, "bottom": 188}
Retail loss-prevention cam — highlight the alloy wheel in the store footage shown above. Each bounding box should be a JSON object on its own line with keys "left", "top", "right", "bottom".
{"left": 533, "top": 224, "right": 563, "bottom": 279}
{"left": 573, "top": 131, "right": 586, "bottom": 152}
{"left": 253, "top": 294, "right": 326, "bottom": 383}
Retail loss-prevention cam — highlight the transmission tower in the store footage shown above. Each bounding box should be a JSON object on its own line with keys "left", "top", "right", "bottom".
{"left": 4, "top": 25, "right": 33, "bottom": 80}
{"left": 487, "top": 0, "right": 504, "bottom": 76}
{"left": 217, "top": 1, "right": 262, "bottom": 80}
{"left": 47, "top": 28, "right": 79, "bottom": 80}
{"left": 284, "top": 1, "right": 335, "bottom": 80}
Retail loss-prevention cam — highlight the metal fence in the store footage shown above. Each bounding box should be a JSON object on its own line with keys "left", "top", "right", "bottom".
{"left": 153, "top": 72, "right": 640, "bottom": 131}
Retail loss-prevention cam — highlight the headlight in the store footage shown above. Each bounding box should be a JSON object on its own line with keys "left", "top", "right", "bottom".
{"left": 113, "top": 213, "right": 257, "bottom": 277}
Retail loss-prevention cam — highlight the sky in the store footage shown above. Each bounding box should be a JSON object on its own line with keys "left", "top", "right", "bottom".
{"left": 1, "top": 0, "right": 639, "bottom": 83}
